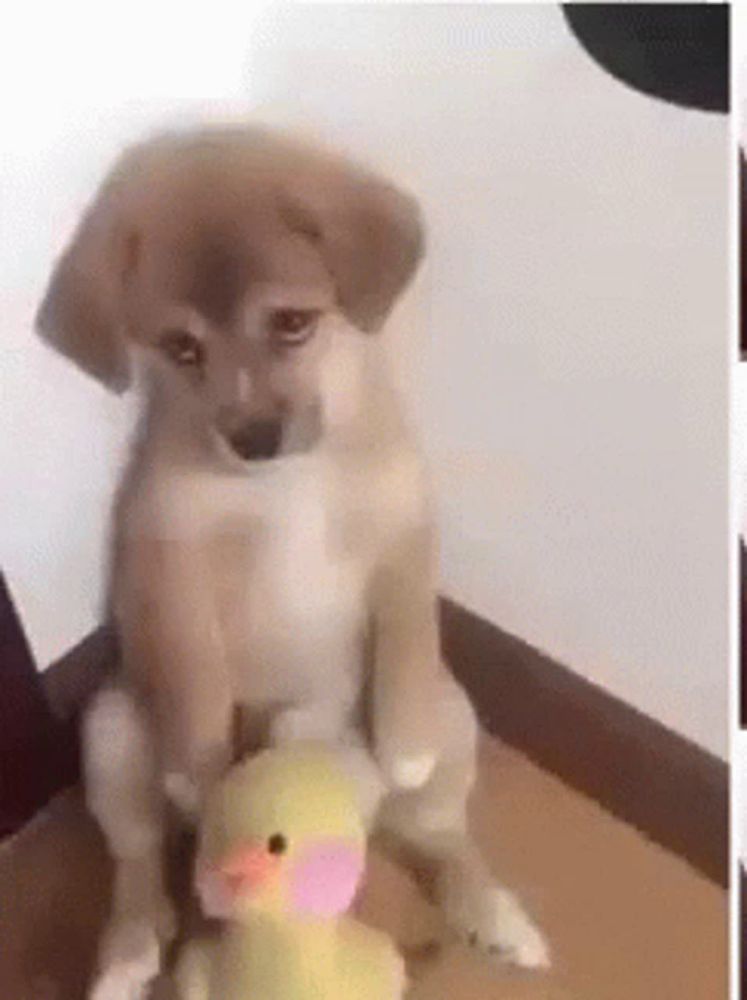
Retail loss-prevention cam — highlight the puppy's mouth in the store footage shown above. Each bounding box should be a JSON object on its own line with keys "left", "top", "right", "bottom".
{"left": 225, "top": 420, "right": 284, "bottom": 462}
{"left": 215, "top": 404, "right": 323, "bottom": 468}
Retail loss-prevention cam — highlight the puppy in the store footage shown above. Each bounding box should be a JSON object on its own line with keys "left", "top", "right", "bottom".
{"left": 35, "top": 125, "right": 549, "bottom": 998}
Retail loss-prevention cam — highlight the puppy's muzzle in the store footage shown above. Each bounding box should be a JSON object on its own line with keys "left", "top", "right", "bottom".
{"left": 226, "top": 419, "right": 283, "bottom": 461}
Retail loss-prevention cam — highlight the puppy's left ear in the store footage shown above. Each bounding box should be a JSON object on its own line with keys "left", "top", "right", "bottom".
{"left": 34, "top": 148, "right": 143, "bottom": 393}
{"left": 285, "top": 166, "right": 425, "bottom": 333}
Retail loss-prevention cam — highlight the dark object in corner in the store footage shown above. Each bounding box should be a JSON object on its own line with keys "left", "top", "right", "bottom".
{"left": 0, "top": 574, "right": 78, "bottom": 838}
{"left": 440, "top": 597, "right": 728, "bottom": 887}
{"left": 562, "top": 4, "right": 729, "bottom": 114}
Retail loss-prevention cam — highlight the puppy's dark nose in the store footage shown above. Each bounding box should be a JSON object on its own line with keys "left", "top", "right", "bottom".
{"left": 227, "top": 420, "right": 283, "bottom": 461}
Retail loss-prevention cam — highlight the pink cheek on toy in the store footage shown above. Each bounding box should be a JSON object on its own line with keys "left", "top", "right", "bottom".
{"left": 290, "top": 839, "right": 365, "bottom": 918}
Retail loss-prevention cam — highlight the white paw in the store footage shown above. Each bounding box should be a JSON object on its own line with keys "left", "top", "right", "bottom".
{"left": 164, "top": 771, "right": 201, "bottom": 819}
{"left": 442, "top": 880, "right": 551, "bottom": 970}
{"left": 90, "top": 919, "right": 162, "bottom": 1000}
{"left": 387, "top": 753, "right": 437, "bottom": 791}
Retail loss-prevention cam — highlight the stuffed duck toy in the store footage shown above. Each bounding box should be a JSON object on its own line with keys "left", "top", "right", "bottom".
{"left": 174, "top": 742, "right": 406, "bottom": 999}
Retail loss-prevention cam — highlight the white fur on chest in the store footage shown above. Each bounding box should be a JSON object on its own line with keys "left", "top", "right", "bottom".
{"left": 211, "top": 457, "right": 367, "bottom": 708}
{"left": 139, "top": 445, "right": 423, "bottom": 710}
{"left": 252, "top": 461, "right": 364, "bottom": 631}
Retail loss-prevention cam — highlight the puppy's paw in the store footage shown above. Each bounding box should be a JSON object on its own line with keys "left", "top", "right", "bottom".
{"left": 441, "top": 878, "right": 551, "bottom": 970}
{"left": 387, "top": 753, "right": 438, "bottom": 791}
{"left": 89, "top": 918, "right": 162, "bottom": 1000}
{"left": 377, "top": 750, "right": 438, "bottom": 792}
{"left": 164, "top": 771, "right": 202, "bottom": 821}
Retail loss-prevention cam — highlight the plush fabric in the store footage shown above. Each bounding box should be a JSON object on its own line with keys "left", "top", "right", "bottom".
{"left": 290, "top": 839, "right": 365, "bottom": 918}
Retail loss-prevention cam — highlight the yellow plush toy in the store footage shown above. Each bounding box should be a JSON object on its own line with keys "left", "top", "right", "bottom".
{"left": 174, "top": 742, "right": 406, "bottom": 1000}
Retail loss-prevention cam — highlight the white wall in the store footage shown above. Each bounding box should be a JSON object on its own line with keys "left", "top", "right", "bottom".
{"left": 1, "top": 5, "right": 728, "bottom": 758}
{"left": 739, "top": 40, "right": 747, "bottom": 541}
{"left": 0, "top": 2, "right": 265, "bottom": 665}
{"left": 739, "top": 366, "right": 747, "bottom": 537}
{"left": 248, "top": 4, "right": 729, "bottom": 758}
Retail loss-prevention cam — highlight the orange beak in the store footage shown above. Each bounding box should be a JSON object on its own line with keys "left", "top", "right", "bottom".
{"left": 216, "top": 842, "right": 281, "bottom": 897}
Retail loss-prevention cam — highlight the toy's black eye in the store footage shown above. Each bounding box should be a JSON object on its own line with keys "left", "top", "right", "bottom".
{"left": 268, "top": 309, "right": 320, "bottom": 348}
{"left": 267, "top": 833, "right": 288, "bottom": 855}
{"left": 158, "top": 328, "right": 205, "bottom": 367}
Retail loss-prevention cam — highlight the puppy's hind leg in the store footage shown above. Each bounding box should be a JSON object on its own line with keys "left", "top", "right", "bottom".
{"left": 377, "top": 673, "right": 550, "bottom": 970}
{"left": 83, "top": 687, "right": 175, "bottom": 1000}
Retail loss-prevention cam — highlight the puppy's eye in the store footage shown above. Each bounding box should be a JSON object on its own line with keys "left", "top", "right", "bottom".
{"left": 267, "top": 833, "right": 288, "bottom": 855}
{"left": 158, "top": 329, "right": 204, "bottom": 368}
{"left": 268, "top": 309, "right": 319, "bottom": 348}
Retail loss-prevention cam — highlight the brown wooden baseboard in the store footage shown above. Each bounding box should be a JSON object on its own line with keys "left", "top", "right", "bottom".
{"left": 37, "top": 599, "right": 728, "bottom": 887}
{"left": 439, "top": 597, "right": 728, "bottom": 887}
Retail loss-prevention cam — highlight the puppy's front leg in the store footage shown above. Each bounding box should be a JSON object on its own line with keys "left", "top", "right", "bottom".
{"left": 87, "top": 540, "right": 234, "bottom": 999}
{"left": 370, "top": 525, "right": 445, "bottom": 792}
{"left": 173, "top": 939, "right": 215, "bottom": 1000}
{"left": 121, "top": 538, "right": 235, "bottom": 818}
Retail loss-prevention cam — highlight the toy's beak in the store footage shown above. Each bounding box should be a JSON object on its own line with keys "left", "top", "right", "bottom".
{"left": 197, "top": 842, "right": 281, "bottom": 918}
{"left": 217, "top": 843, "right": 280, "bottom": 896}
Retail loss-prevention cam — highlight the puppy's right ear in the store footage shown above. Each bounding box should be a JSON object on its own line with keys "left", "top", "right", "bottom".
{"left": 35, "top": 162, "right": 139, "bottom": 393}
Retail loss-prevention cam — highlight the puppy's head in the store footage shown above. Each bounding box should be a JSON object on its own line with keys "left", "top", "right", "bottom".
{"left": 35, "top": 126, "right": 424, "bottom": 464}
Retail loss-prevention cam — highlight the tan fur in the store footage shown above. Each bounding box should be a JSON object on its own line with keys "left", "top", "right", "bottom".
{"left": 36, "top": 126, "right": 424, "bottom": 391}
{"left": 36, "top": 125, "right": 547, "bottom": 997}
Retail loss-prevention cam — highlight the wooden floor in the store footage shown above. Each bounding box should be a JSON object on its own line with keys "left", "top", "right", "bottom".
{"left": 0, "top": 738, "right": 727, "bottom": 1000}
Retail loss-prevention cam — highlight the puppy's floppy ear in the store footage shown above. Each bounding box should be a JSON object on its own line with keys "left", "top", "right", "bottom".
{"left": 34, "top": 157, "right": 140, "bottom": 392}
{"left": 284, "top": 165, "right": 425, "bottom": 333}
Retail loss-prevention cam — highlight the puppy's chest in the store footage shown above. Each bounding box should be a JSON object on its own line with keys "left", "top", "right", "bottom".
{"left": 209, "top": 465, "right": 372, "bottom": 693}
{"left": 250, "top": 486, "right": 364, "bottom": 630}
